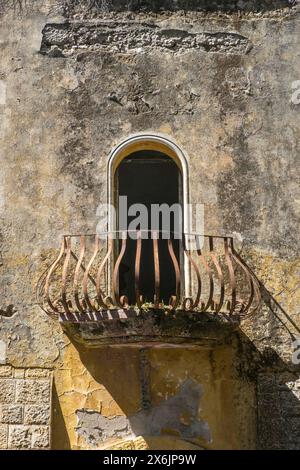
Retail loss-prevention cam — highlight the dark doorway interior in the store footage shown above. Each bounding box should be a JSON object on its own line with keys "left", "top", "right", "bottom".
{"left": 116, "top": 150, "right": 181, "bottom": 305}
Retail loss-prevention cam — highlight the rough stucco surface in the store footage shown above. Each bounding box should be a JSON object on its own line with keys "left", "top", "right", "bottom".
{"left": 0, "top": 0, "right": 299, "bottom": 449}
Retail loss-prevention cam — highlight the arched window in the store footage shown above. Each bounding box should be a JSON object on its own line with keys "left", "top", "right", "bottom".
{"left": 107, "top": 134, "right": 190, "bottom": 305}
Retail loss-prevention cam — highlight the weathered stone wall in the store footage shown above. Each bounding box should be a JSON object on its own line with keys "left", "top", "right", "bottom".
{"left": 0, "top": 0, "right": 299, "bottom": 449}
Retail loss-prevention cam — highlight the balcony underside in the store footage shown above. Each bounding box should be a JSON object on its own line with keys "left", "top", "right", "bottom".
{"left": 59, "top": 308, "right": 239, "bottom": 348}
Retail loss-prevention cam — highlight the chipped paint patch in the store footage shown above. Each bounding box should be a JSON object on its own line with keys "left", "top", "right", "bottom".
{"left": 75, "top": 379, "right": 211, "bottom": 448}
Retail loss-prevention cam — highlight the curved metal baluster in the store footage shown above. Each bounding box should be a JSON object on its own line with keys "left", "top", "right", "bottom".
{"left": 231, "top": 242, "right": 261, "bottom": 317}
{"left": 196, "top": 235, "right": 214, "bottom": 312}
{"left": 73, "top": 235, "right": 86, "bottom": 314}
{"left": 41, "top": 231, "right": 262, "bottom": 320}
{"left": 135, "top": 231, "right": 143, "bottom": 309}
{"left": 229, "top": 239, "right": 254, "bottom": 315}
{"left": 224, "top": 237, "right": 236, "bottom": 315}
{"left": 209, "top": 236, "right": 225, "bottom": 313}
{"left": 96, "top": 236, "right": 113, "bottom": 309}
{"left": 183, "top": 235, "right": 201, "bottom": 311}
{"left": 153, "top": 232, "right": 160, "bottom": 309}
{"left": 44, "top": 238, "right": 66, "bottom": 316}
{"left": 83, "top": 235, "right": 100, "bottom": 313}
{"left": 112, "top": 232, "right": 128, "bottom": 308}
{"left": 168, "top": 238, "right": 181, "bottom": 310}
{"left": 36, "top": 268, "right": 52, "bottom": 316}
{"left": 61, "top": 236, "right": 72, "bottom": 315}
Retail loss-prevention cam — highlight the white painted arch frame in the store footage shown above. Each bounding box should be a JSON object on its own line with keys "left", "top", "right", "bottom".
{"left": 107, "top": 132, "right": 190, "bottom": 234}
{"left": 107, "top": 133, "right": 191, "bottom": 295}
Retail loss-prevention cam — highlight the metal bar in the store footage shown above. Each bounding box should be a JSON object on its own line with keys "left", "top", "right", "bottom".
{"left": 208, "top": 236, "right": 224, "bottom": 313}
{"left": 61, "top": 236, "right": 72, "bottom": 315}
{"left": 183, "top": 235, "right": 201, "bottom": 310}
{"left": 230, "top": 243, "right": 261, "bottom": 316}
{"left": 112, "top": 232, "right": 128, "bottom": 308}
{"left": 153, "top": 232, "right": 160, "bottom": 308}
{"left": 196, "top": 235, "right": 214, "bottom": 312}
{"left": 83, "top": 235, "right": 100, "bottom": 313}
{"left": 168, "top": 238, "right": 181, "bottom": 309}
{"left": 44, "top": 238, "right": 66, "bottom": 315}
{"left": 96, "top": 236, "right": 113, "bottom": 309}
{"left": 229, "top": 238, "right": 254, "bottom": 315}
{"left": 135, "top": 231, "right": 143, "bottom": 309}
{"left": 224, "top": 237, "right": 237, "bottom": 315}
{"left": 62, "top": 230, "right": 234, "bottom": 241}
{"left": 73, "top": 235, "right": 86, "bottom": 314}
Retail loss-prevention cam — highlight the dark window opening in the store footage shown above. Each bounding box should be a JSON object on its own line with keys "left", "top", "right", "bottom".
{"left": 116, "top": 150, "right": 181, "bottom": 305}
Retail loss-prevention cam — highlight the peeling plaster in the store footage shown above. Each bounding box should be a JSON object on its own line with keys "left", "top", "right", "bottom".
{"left": 75, "top": 379, "right": 211, "bottom": 447}
{"left": 40, "top": 23, "right": 251, "bottom": 56}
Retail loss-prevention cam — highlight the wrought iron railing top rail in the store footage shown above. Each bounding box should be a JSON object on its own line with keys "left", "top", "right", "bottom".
{"left": 36, "top": 231, "right": 261, "bottom": 321}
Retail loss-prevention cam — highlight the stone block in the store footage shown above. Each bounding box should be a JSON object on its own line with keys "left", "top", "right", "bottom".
{"left": 24, "top": 405, "right": 50, "bottom": 425}
{"left": 26, "top": 369, "right": 51, "bottom": 379}
{"left": 14, "top": 369, "right": 25, "bottom": 379}
{"left": 8, "top": 425, "right": 32, "bottom": 449}
{"left": 0, "top": 366, "right": 12, "bottom": 377}
{"left": 16, "top": 379, "right": 51, "bottom": 404}
{"left": 32, "top": 426, "right": 50, "bottom": 449}
{"left": 0, "top": 424, "right": 8, "bottom": 449}
{"left": 0, "top": 379, "right": 15, "bottom": 403}
{"left": 0, "top": 404, "right": 23, "bottom": 424}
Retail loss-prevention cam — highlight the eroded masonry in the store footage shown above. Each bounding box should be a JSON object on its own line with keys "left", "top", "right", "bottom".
{"left": 0, "top": 0, "right": 300, "bottom": 450}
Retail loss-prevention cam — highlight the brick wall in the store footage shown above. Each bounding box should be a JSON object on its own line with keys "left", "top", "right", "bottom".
{"left": 0, "top": 366, "right": 52, "bottom": 449}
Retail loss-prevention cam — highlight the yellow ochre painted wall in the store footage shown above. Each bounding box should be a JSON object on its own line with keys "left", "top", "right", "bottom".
{"left": 52, "top": 340, "right": 256, "bottom": 450}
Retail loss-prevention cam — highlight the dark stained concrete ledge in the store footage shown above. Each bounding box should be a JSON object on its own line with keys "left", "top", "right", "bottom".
{"left": 59, "top": 309, "right": 239, "bottom": 347}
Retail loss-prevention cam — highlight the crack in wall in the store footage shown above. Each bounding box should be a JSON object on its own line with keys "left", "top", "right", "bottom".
{"left": 40, "top": 22, "right": 251, "bottom": 56}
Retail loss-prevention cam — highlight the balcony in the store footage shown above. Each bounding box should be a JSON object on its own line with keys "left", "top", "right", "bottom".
{"left": 36, "top": 231, "right": 261, "bottom": 346}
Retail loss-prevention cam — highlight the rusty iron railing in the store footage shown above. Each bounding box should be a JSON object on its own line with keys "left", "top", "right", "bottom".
{"left": 36, "top": 231, "right": 261, "bottom": 321}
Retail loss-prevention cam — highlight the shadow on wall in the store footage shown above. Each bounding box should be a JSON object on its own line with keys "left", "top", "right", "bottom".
{"left": 51, "top": 324, "right": 300, "bottom": 450}
{"left": 255, "top": 355, "right": 300, "bottom": 450}
{"left": 52, "top": 386, "right": 71, "bottom": 450}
